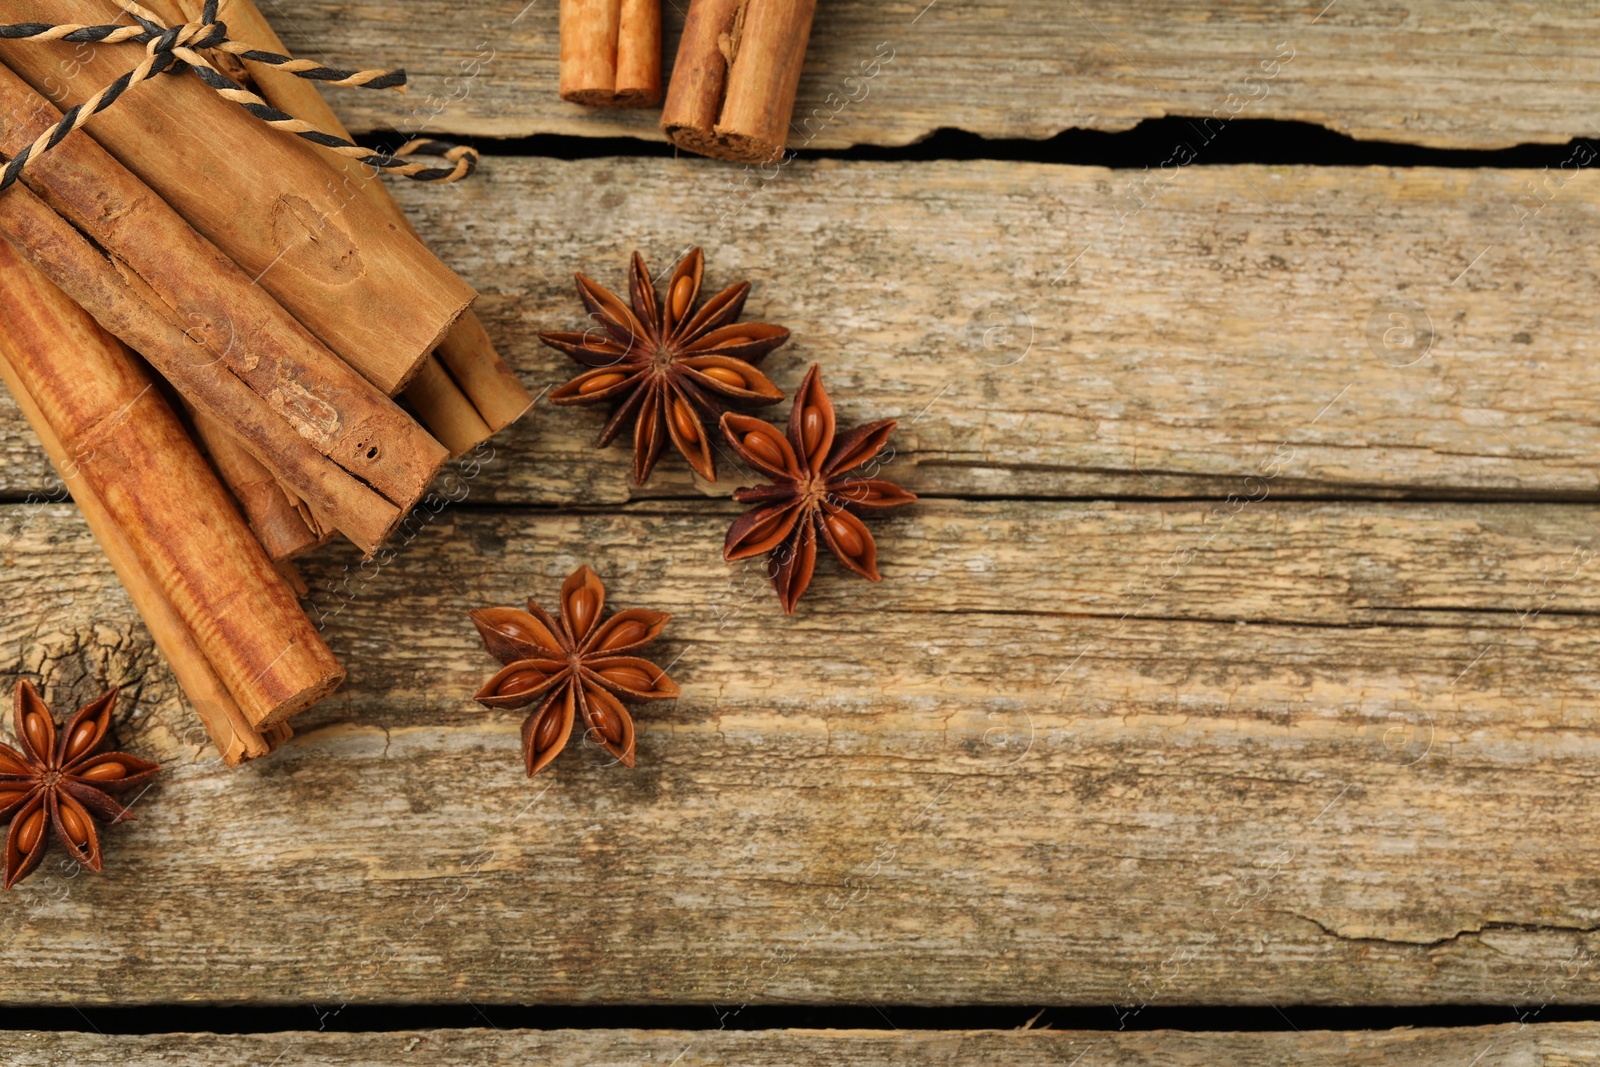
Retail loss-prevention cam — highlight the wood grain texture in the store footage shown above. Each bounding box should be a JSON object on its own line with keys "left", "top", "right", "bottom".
{"left": 260, "top": 0, "right": 1600, "bottom": 150}
{"left": 0, "top": 0, "right": 1588, "bottom": 1026}
{"left": 3, "top": 158, "right": 1593, "bottom": 504}
{"left": 3, "top": 497, "right": 1600, "bottom": 1005}
{"left": 12, "top": 1023, "right": 1600, "bottom": 1065}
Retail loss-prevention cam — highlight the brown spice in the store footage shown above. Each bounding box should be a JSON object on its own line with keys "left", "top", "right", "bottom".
{"left": 560, "top": 0, "right": 663, "bottom": 107}
{"left": 660, "top": 0, "right": 818, "bottom": 161}
{"left": 0, "top": 682, "right": 159, "bottom": 889}
{"left": 722, "top": 364, "right": 917, "bottom": 613}
{"left": 0, "top": 237, "right": 345, "bottom": 728}
{"left": 542, "top": 247, "right": 790, "bottom": 485}
{"left": 470, "top": 567, "right": 680, "bottom": 777}
{"left": 179, "top": 0, "right": 535, "bottom": 451}
{"left": 0, "top": 0, "right": 475, "bottom": 394}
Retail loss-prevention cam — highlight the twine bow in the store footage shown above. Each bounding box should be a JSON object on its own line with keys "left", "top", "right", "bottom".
{"left": 0, "top": 0, "right": 477, "bottom": 194}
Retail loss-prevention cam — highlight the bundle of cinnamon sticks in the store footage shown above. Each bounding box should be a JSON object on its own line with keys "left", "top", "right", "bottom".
{"left": 0, "top": 0, "right": 534, "bottom": 764}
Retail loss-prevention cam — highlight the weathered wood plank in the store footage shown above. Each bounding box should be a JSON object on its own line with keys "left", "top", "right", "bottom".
{"left": 11, "top": 1023, "right": 1600, "bottom": 1066}
{"left": 5, "top": 159, "right": 1595, "bottom": 503}
{"left": 3, "top": 499, "right": 1600, "bottom": 1005}
{"left": 403, "top": 159, "right": 1600, "bottom": 502}
{"left": 265, "top": 0, "right": 1600, "bottom": 150}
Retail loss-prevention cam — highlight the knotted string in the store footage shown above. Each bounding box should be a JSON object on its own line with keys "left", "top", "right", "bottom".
{"left": 0, "top": 0, "right": 477, "bottom": 194}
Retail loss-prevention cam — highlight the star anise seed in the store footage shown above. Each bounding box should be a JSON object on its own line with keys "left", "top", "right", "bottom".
{"left": 721, "top": 364, "right": 917, "bottom": 614}
{"left": 470, "top": 566, "right": 680, "bottom": 777}
{"left": 0, "top": 680, "right": 160, "bottom": 889}
{"left": 541, "top": 247, "right": 789, "bottom": 485}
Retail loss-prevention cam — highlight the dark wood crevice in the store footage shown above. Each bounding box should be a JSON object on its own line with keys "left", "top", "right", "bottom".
{"left": 358, "top": 118, "right": 1597, "bottom": 170}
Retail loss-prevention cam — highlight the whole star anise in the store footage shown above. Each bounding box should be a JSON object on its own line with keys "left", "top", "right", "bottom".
{"left": 470, "top": 566, "right": 680, "bottom": 777}
{"left": 721, "top": 364, "right": 918, "bottom": 614}
{"left": 0, "top": 681, "right": 159, "bottom": 889}
{"left": 541, "top": 247, "right": 789, "bottom": 485}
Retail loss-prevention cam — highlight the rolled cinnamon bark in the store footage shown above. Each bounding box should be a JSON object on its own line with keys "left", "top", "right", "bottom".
{"left": 188, "top": 0, "right": 536, "bottom": 446}
{"left": 560, "top": 0, "right": 662, "bottom": 107}
{"left": 0, "top": 239, "right": 344, "bottom": 731}
{"left": 187, "top": 404, "right": 329, "bottom": 561}
{"left": 432, "top": 313, "right": 535, "bottom": 434}
{"left": 0, "top": 0, "right": 476, "bottom": 395}
{"left": 661, "top": 0, "right": 817, "bottom": 162}
{"left": 0, "top": 353, "right": 272, "bottom": 767}
{"left": 0, "top": 180, "right": 402, "bottom": 554}
{"left": 403, "top": 356, "right": 493, "bottom": 457}
{"left": 0, "top": 65, "right": 448, "bottom": 514}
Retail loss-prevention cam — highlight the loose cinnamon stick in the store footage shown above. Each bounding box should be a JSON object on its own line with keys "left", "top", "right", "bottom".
{"left": 187, "top": 404, "right": 329, "bottom": 561}
{"left": 661, "top": 0, "right": 817, "bottom": 162}
{"left": 560, "top": 0, "right": 663, "bottom": 107}
{"left": 0, "top": 0, "right": 476, "bottom": 396}
{"left": 0, "top": 179, "right": 403, "bottom": 555}
{"left": 0, "top": 352, "right": 270, "bottom": 767}
{"left": 192, "top": 0, "right": 535, "bottom": 446}
{"left": 0, "top": 65, "right": 448, "bottom": 515}
{"left": 0, "top": 239, "right": 344, "bottom": 730}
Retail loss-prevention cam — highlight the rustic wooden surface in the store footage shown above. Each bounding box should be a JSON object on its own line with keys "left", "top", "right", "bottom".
{"left": 264, "top": 0, "right": 1600, "bottom": 150}
{"left": 4, "top": 494, "right": 1600, "bottom": 1004}
{"left": 13, "top": 1023, "right": 1600, "bottom": 1065}
{"left": 3, "top": 0, "right": 1600, "bottom": 1053}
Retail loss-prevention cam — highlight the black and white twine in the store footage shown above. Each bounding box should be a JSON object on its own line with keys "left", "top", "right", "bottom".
{"left": 0, "top": 0, "right": 477, "bottom": 194}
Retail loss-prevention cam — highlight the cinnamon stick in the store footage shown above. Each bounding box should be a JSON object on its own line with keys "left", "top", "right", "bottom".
{"left": 0, "top": 179, "right": 403, "bottom": 555}
{"left": 0, "top": 65, "right": 448, "bottom": 516}
{"left": 263, "top": 722, "right": 294, "bottom": 752}
{"left": 0, "top": 354, "right": 271, "bottom": 767}
{"left": 187, "top": 403, "right": 329, "bottom": 561}
{"left": 0, "top": 238, "right": 344, "bottom": 730}
{"left": 661, "top": 0, "right": 817, "bottom": 162}
{"left": 0, "top": 0, "right": 476, "bottom": 396}
{"left": 560, "top": 0, "right": 663, "bottom": 107}
{"left": 189, "top": 0, "right": 535, "bottom": 446}
{"left": 433, "top": 313, "right": 536, "bottom": 434}
{"left": 274, "top": 560, "right": 310, "bottom": 599}
{"left": 404, "top": 356, "right": 493, "bottom": 457}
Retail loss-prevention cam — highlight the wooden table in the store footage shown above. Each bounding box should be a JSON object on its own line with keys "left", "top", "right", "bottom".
{"left": 8, "top": 1, "right": 1600, "bottom": 1062}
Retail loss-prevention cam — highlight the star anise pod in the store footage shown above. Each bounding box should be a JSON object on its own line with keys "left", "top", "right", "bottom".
{"left": 469, "top": 566, "right": 680, "bottom": 777}
{"left": 0, "top": 681, "right": 160, "bottom": 889}
{"left": 541, "top": 247, "right": 789, "bottom": 485}
{"left": 721, "top": 364, "right": 918, "bottom": 614}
